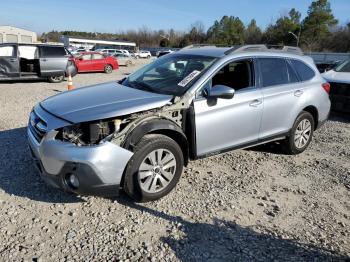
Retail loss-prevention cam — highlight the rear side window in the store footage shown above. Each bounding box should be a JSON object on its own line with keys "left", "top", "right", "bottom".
{"left": 291, "top": 59, "right": 315, "bottom": 81}
{"left": 40, "top": 46, "right": 67, "bottom": 57}
{"left": 259, "top": 58, "right": 289, "bottom": 87}
{"left": 92, "top": 53, "right": 104, "bottom": 59}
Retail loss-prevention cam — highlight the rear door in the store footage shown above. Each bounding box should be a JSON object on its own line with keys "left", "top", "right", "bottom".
{"left": 257, "top": 57, "right": 300, "bottom": 139}
{"left": 39, "top": 46, "right": 68, "bottom": 77}
{"left": 91, "top": 53, "right": 106, "bottom": 71}
{"left": 0, "top": 44, "right": 19, "bottom": 78}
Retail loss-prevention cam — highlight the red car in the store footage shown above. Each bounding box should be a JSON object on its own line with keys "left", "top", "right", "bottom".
{"left": 74, "top": 52, "right": 119, "bottom": 73}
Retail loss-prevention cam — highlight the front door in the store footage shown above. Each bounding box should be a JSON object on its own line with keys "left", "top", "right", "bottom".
{"left": 75, "top": 54, "right": 93, "bottom": 72}
{"left": 194, "top": 59, "right": 263, "bottom": 156}
{"left": 0, "top": 44, "right": 19, "bottom": 78}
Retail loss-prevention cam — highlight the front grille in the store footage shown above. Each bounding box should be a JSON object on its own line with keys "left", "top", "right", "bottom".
{"left": 29, "top": 111, "right": 47, "bottom": 143}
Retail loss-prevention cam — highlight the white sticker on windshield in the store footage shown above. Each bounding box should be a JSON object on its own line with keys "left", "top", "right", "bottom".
{"left": 178, "top": 70, "right": 201, "bottom": 87}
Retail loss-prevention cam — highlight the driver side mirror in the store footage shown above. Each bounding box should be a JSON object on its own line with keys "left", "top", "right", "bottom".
{"left": 206, "top": 85, "right": 235, "bottom": 99}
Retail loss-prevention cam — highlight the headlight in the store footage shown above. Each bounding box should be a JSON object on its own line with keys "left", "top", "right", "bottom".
{"left": 57, "top": 119, "right": 122, "bottom": 146}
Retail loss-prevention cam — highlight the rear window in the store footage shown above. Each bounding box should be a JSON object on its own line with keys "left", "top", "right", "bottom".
{"left": 259, "top": 58, "right": 289, "bottom": 87}
{"left": 291, "top": 59, "right": 315, "bottom": 81}
{"left": 40, "top": 46, "right": 67, "bottom": 57}
{"left": 334, "top": 60, "right": 350, "bottom": 73}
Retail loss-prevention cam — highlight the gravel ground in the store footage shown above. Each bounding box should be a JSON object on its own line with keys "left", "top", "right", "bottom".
{"left": 0, "top": 59, "right": 349, "bottom": 261}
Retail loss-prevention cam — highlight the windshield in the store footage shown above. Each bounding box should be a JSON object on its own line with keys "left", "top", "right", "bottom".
{"left": 122, "top": 54, "right": 217, "bottom": 96}
{"left": 334, "top": 60, "right": 350, "bottom": 73}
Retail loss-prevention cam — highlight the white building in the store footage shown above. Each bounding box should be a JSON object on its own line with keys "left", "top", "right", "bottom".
{"left": 60, "top": 35, "right": 136, "bottom": 51}
{"left": 0, "top": 25, "right": 37, "bottom": 43}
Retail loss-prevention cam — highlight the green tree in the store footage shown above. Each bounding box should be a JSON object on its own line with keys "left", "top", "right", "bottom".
{"left": 207, "top": 16, "right": 245, "bottom": 46}
{"left": 244, "top": 19, "right": 262, "bottom": 44}
{"left": 301, "top": 0, "right": 338, "bottom": 51}
{"left": 262, "top": 9, "right": 301, "bottom": 46}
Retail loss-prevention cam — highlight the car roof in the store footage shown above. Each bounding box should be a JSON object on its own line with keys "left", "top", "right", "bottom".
{"left": 79, "top": 51, "right": 102, "bottom": 55}
{"left": 176, "top": 46, "right": 312, "bottom": 63}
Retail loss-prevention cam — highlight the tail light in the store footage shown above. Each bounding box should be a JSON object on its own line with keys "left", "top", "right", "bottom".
{"left": 322, "top": 82, "right": 331, "bottom": 94}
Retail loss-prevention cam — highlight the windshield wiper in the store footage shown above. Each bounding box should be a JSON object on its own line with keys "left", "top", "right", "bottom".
{"left": 129, "top": 81, "right": 156, "bottom": 93}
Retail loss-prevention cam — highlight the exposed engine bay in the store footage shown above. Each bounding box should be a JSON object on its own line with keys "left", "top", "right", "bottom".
{"left": 56, "top": 96, "right": 189, "bottom": 147}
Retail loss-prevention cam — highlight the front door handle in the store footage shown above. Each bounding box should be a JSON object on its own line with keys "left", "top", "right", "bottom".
{"left": 294, "top": 90, "right": 304, "bottom": 97}
{"left": 9, "top": 58, "right": 17, "bottom": 62}
{"left": 249, "top": 99, "right": 262, "bottom": 107}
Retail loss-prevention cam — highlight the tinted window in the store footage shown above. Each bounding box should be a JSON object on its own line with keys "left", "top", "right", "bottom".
{"left": 334, "top": 60, "right": 350, "bottom": 73}
{"left": 286, "top": 61, "right": 299, "bottom": 83}
{"left": 259, "top": 58, "right": 289, "bottom": 87}
{"left": 291, "top": 60, "right": 315, "bottom": 81}
{"left": 40, "top": 46, "right": 66, "bottom": 57}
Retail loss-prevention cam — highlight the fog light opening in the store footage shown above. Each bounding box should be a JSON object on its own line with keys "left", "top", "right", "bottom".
{"left": 66, "top": 173, "right": 80, "bottom": 189}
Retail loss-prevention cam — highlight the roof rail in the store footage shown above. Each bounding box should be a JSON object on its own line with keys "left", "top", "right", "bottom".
{"left": 181, "top": 44, "right": 225, "bottom": 50}
{"left": 224, "top": 44, "right": 303, "bottom": 55}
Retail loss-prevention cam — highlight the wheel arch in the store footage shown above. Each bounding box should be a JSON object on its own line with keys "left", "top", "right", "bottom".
{"left": 122, "top": 118, "right": 189, "bottom": 166}
{"left": 302, "top": 105, "right": 318, "bottom": 130}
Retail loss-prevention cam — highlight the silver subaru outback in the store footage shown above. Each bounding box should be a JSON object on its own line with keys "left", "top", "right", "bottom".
{"left": 27, "top": 45, "right": 331, "bottom": 201}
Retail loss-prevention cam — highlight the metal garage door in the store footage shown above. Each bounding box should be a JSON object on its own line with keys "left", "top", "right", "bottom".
{"left": 0, "top": 34, "right": 3, "bottom": 43}
{"left": 6, "top": 34, "right": 18, "bottom": 43}
{"left": 21, "top": 35, "right": 32, "bottom": 43}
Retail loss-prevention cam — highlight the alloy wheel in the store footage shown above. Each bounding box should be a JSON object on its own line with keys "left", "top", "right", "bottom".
{"left": 294, "top": 119, "right": 312, "bottom": 149}
{"left": 138, "top": 149, "right": 176, "bottom": 193}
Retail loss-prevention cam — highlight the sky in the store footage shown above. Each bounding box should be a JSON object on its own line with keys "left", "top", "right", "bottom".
{"left": 0, "top": 0, "right": 349, "bottom": 34}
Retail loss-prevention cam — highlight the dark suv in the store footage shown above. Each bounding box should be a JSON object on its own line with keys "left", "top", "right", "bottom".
{"left": 0, "top": 43, "right": 77, "bottom": 83}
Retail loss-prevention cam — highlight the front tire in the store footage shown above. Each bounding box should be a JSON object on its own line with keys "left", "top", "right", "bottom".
{"left": 48, "top": 75, "right": 64, "bottom": 83}
{"left": 104, "top": 64, "right": 113, "bottom": 74}
{"left": 283, "top": 111, "right": 314, "bottom": 155}
{"left": 124, "top": 134, "right": 184, "bottom": 202}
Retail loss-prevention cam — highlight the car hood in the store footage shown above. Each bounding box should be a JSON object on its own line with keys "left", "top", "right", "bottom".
{"left": 40, "top": 81, "right": 173, "bottom": 123}
{"left": 322, "top": 70, "right": 350, "bottom": 84}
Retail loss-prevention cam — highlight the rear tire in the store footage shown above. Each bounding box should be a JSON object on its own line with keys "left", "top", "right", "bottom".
{"left": 283, "top": 111, "right": 314, "bottom": 155}
{"left": 48, "top": 75, "right": 64, "bottom": 83}
{"left": 124, "top": 134, "right": 184, "bottom": 202}
{"left": 104, "top": 64, "right": 113, "bottom": 74}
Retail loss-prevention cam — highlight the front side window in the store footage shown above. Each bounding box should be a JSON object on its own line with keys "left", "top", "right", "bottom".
{"left": 0, "top": 45, "right": 14, "bottom": 57}
{"left": 259, "top": 58, "right": 289, "bottom": 87}
{"left": 123, "top": 54, "right": 217, "bottom": 96}
{"left": 81, "top": 54, "right": 91, "bottom": 60}
{"left": 212, "top": 59, "right": 254, "bottom": 91}
{"left": 334, "top": 60, "right": 350, "bottom": 73}
{"left": 196, "top": 59, "right": 254, "bottom": 98}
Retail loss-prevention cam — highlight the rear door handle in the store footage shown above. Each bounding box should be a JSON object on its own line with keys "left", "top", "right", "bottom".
{"left": 294, "top": 90, "right": 304, "bottom": 97}
{"left": 249, "top": 99, "right": 262, "bottom": 107}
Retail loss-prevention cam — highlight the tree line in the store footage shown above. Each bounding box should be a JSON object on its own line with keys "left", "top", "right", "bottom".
{"left": 41, "top": 0, "right": 350, "bottom": 52}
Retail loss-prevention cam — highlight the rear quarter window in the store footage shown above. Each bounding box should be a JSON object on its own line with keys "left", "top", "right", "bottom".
{"left": 40, "top": 46, "right": 67, "bottom": 57}
{"left": 291, "top": 59, "right": 315, "bottom": 81}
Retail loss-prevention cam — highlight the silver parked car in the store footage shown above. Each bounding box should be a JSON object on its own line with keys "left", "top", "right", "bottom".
{"left": 27, "top": 45, "right": 331, "bottom": 201}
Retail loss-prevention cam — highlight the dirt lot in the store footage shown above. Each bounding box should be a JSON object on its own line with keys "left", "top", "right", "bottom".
{"left": 0, "top": 59, "right": 349, "bottom": 261}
